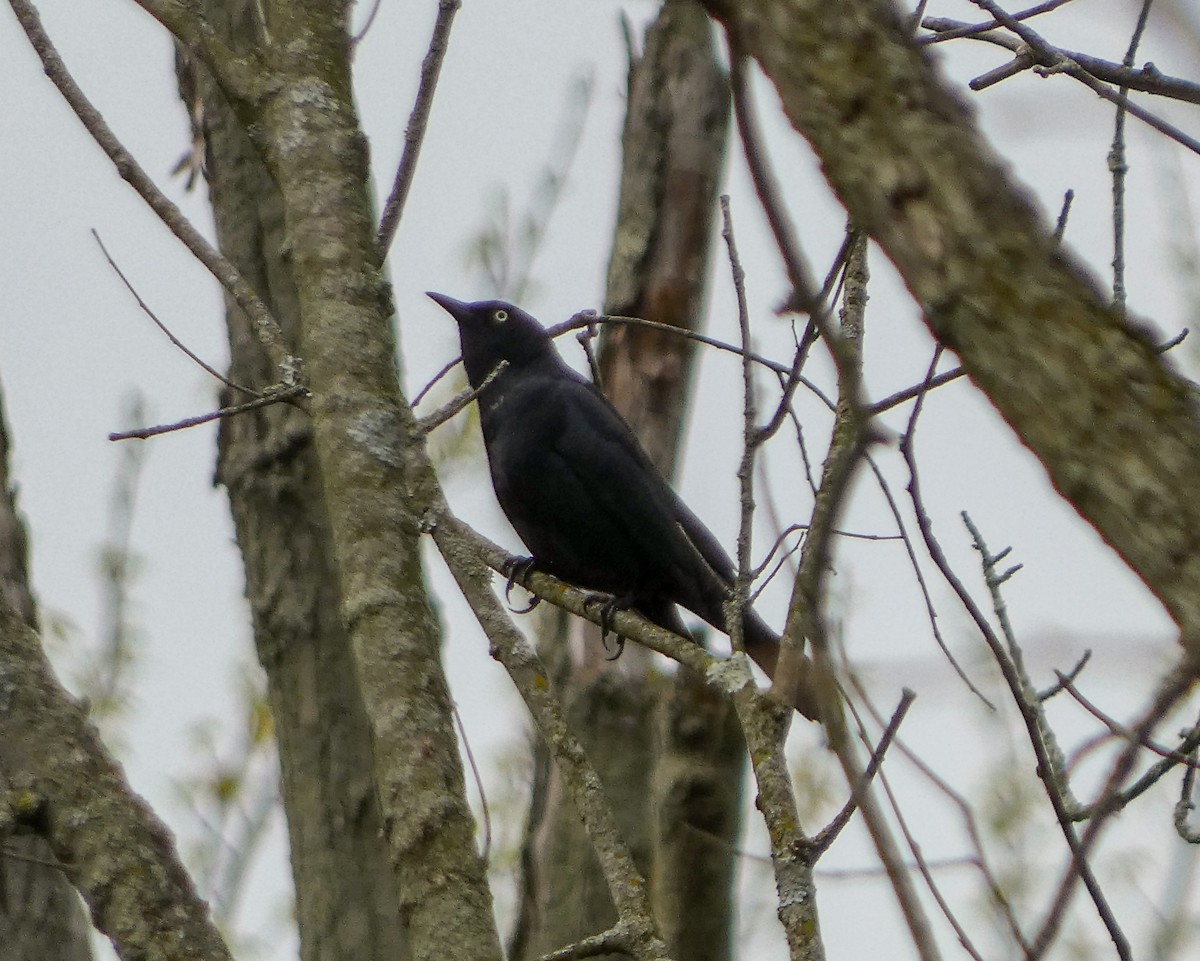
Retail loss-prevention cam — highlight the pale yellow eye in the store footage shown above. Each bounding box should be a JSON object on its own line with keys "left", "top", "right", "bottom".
{"left": 493, "top": 308, "right": 509, "bottom": 324}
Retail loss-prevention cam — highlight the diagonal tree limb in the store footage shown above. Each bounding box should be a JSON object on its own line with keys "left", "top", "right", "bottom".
{"left": 7, "top": 0, "right": 293, "bottom": 381}
{"left": 428, "top": 508, "right": 673, "bottom": 961}
{"left": 0, "top": 601, "right": 235, "bottom": 961}
{"left": 700, "top": 0, "right": 1200, "bottom": 658}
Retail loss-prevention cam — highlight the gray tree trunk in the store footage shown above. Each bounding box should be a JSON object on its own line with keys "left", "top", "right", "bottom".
{"left": 509, "top": 5, "right": 740, "bottom": 960}
{"left": 177, "top": 2, "right": 407, "bottom": 958}
{"left": 0, "top": 384, "right": 92, "bottom": 961}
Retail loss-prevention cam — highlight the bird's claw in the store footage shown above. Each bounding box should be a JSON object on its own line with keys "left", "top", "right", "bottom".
{"left": 582, "top": 591, "right": 630, "bottom": 660}
{"left": 504, "top": 556, "right": 539, "bottom": 614}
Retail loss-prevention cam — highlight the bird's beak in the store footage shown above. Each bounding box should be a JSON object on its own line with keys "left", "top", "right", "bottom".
{"left": 426, "top": 291, "right": 470, "bottom": 323}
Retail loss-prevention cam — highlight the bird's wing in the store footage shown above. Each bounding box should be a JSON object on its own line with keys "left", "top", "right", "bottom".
{"left": 551, "top": 378, "right": 734, "bottom": 595}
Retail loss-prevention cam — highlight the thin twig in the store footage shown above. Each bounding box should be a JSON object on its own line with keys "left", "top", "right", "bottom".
{"left": 1037, "top": 649, "right": 1091, "bottom": 701}
{"left": 1160, "top": 328, "right": 1190, "bottom": 352}
{"left": 850, "top": 673, "right": 1032, "bottom": 953}
{"left": 730, "top": 55, "right": 823, "bottom": 323}
{"left": 551, "top": 312, "right": 792, "bottom": 376}
{"left": 1056, "top": 672, "right": 1200, "bottom": 772}
{"left": 412, "top": 355, "right": 464, "bottom": 409}
{"left": 811, "top": 689, "right": 916, "bottom": 853}
{"left": 92, "top": 231, "right": 259, "bottom": 398}
{"left": 869, "top": 366, "right": 965, "bottom": 415}
{"left": 451, "top": 700, "right": 492, "bottom": 862}
{"left": 109, "top": 386, "right": 307, "bottom": 442}
{"left": 920, "top": 0, "right": 1079, "bottom": 43}
{"left": 1028, "top": 664, "right": 1195, "bottom": 959}
{"left": 966, "top": 0, "right": 1200, "bottom": 156}
{"left": 1176, "top": 747, "right": 1200, "bottom": 843}
{"left": 9, "top": 0, "right": 295, "bottom": 377}
{"left": 721, "top": 196, "right": 757, "bottom": 657}
{"left": 351, "top": 0, "right": 385, "bottom": 45}
{"left": 800, "top": 237, "right": 946, "bottom": 961}
{"left": 1110, "top": 0, "right": 1156, "bottom": 311}
{"left": 576, "top": 322, "right": 604, "bottom": 391}
{"left": 842, "top": 688, "right": 990, "bottom": 961}
{"left": 864, "top": 437, "right": 995, "bottom": 709}
{"left": 901, "top": 391, "right": 1133, "bottom": 959}
{"left": 1053, "top": 188, "right": 1074, "bottom": 243}
{"left": 427, "top": 309, "right": 838, "bottom": 414}
{"left": 376, "top": 0, "right": 461, "bottom": 256}
{"left": 418, "top": 361, "right": 509, "bottom": 434}
{"left": 921, "top": 17, "right": 1200, "bottom": 106}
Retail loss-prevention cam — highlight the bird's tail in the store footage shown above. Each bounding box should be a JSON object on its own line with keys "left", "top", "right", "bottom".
{"left": 738, "top": 608, "right": 821, "bottom": 722}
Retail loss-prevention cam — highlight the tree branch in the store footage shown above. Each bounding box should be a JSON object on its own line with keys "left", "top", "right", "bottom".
{"left": 376, "top": 0, "right": 461, "bottom": 256}
{"left": 0, "top": 603, "right": 235, "bottom": 961}
{"left": 700, "top": 0, "right": 1200, "bottom": 657}
{"left": 921, "top": 16, "right": 1200, "bottom": 105}
{"left": 427, "top": 507, "right": 673, "bottom": 961}
{"left": 7, "top": 0, "right": 294, "bottom": 379}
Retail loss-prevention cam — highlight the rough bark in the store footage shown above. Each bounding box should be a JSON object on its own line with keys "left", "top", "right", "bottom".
{"left": 178, "top": 1, "right": 408, "bottom": 958}
{"left": 701, "top": 0, "right": 1200, "bottom": 655}
{"left": 600, "top": 0, "right": 728, "bottom": 476}
{"left": 600, "top": 9, "right": 743, "bottom": 957}
{"left": 236, "top": 2, "right": 503, "bottom": 958}
{"left": 650, "top": 666, "right": 743, "bottom": 961}
{"left": 0, "top": 384, "right": 93, "bottom": 961}
{"left": 0, "top": 619, "right": 233, "bottom": 961}
{"left": 514, "top": 673, "right": 661, "bottom": 960}
{"left": 511, "top": 4, "right": 739, "bottom": 960}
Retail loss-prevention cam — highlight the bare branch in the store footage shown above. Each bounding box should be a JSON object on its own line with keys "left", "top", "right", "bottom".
{"left": 966, "top": 0, "right": 1200, "bottom": 155}
{"left": 418, "top": 361, "right": 508, "bottom": 434}
{"left": 533, "top": 924, "right": 635, "bottom": 961}
{"left": 901, "top": 398, "right": 1132, "bottom": 958}
{"left": 842, "top": 690, "right": 990, "bottom": 961}
{"left": 8, "top": 0, "right": 294, "bottom": 378}
{"left": 1053, "top": 188, "right": 1075, "bottom": 243}
{"left": 1109, "top": 0, "right": 1157, "bottom": 311}
{"left": 1028, "top": 663, "right": 1195, "bottom": 959}
{"left": 428, "top": 506, "right": 673, "bottom": 961}
{"left": 921, "top": 16, "right": 1200, "bottom": 105}
{"left": 868, "top": 366, "right": 965, "bottom": 415}
{"left": 0, "top": 603, "right": 236, "bottom": 961}
{"left": 109, "top": 386, "right": 307, "bottom": 441}
{"left": 723, "top": 196, "right": 758, "bottom": 660}
{"left": 850, "top": 674, "right": 1032, "bottom": 953}
{"left": 92, "top": 230, "right": 259, "bottom": 398}
{"left": 923, "top": 0, "right": 1079, "bottom": 43}
{"left": 376, "top": 0, "right": 461, "bottom": 256}
{"left": 863, "top": 416, "right": 995, "bottom": 710}
{"left": 1176, "top": 748, "right": 1200, "bottom": 843}
{"left": 812, "top": 689, "right": 916, "bottom": 853}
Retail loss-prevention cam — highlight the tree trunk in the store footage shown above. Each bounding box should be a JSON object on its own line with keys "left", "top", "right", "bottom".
{"left": 180, "top": 1, "right": 490, "bottom": 957}
{"left": 0, "top": 383, "right": 92, "bottom": 961}
{"left": 510, "top": 4, "right": 740, "bottom": 959}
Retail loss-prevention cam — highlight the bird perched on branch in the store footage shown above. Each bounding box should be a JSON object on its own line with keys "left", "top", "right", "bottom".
{"left": 428, "top": 292, "right": 818, "bottom": 720}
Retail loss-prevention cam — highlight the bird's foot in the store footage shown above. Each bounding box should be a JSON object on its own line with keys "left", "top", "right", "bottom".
{"left": 503, "top": 556, "right": 540, "bottom": 614}
{"left": 582, "top": 591, "right": 631, "bottom": 660}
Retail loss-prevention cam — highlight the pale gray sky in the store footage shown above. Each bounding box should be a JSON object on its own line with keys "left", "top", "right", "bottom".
{"left": 3, "top": 1, "right": 1198, "bottom": 958}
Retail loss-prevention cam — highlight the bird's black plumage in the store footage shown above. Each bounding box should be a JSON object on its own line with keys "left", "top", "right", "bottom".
{"left": 428, "top": 292, "right": 816, "bottom": 719}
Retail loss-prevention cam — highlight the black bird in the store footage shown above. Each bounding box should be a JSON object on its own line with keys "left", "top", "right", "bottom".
{"left": 428, "top": 292, "right": 817, "bottom": 720}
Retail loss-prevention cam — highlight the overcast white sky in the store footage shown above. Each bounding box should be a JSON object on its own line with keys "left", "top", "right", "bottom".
{"left": 3, "top": 1, "right": 1200, "bottom": 958}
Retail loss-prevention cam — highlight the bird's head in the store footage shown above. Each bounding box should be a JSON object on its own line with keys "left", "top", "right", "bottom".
{"left": 427, "top": 292, "right": 557, "bottom": 389}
